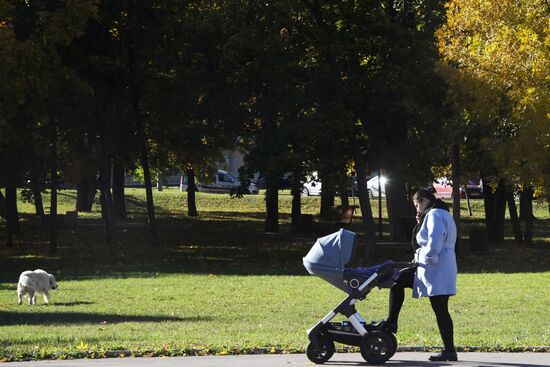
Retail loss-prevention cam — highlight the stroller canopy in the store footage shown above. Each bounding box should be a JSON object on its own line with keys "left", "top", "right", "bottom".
{"left": 303, "top": 229, "right": 356, "bottom": 277}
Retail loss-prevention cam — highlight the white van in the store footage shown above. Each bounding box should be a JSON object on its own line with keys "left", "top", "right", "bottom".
{"left": 302, "top": 173, "right": 387, "bottom": 197}
{"left": 180, "top": 169, "right": 259, "bottom": 194}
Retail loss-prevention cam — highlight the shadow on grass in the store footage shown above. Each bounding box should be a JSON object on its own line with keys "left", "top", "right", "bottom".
{"left": 53, "top": 301, "right": 94, "bottom": 306}
{"left": 1, "top": 210, "right": 548, "bottom": 278}
{"left": 0, "top": 311, "right": 210, "bottom": 325}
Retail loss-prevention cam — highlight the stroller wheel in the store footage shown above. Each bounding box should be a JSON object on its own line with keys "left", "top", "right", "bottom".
{"left": 385, "top": 331, "right": 398, "bottom": 359}
{"left": 306, "top": 336, "right": 335, "bottom": 364}
{"left": 360, "top": 330, "right": 396, "bottom": 364}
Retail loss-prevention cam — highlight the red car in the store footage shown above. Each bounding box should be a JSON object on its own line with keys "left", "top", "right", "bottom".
{"left": 431, "top": 178, "right": 483, "bottom": 199}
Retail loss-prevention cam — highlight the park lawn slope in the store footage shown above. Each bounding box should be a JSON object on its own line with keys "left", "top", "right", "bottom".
{"left": 1, "top": 189, "right": 549, "bottom": 361}
{"left": 0, "top": 271, "right": 548, "bottom": 361}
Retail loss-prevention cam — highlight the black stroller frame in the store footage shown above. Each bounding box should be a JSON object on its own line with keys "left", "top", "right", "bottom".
{"left": 303, "top": 229, "right": 410, "bottom": 364}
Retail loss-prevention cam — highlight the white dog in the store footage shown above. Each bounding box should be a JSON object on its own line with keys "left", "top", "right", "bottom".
{"left": 17, "top": 269, "right": 58, "bottom": 305}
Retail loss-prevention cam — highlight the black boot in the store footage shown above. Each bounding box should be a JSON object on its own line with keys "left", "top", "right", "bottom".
{"left": 429, "top": 349, "right": 457, "bottom": 361}
{"left": 372, "top": 320, "right": 398, "bottom": 333}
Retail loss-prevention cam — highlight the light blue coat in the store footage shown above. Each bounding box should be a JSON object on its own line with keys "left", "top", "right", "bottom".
{"left": 413, "top": 208, "right": 457, "bottom": 298}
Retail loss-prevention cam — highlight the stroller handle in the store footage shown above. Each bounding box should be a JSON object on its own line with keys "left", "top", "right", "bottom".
{"left": 393, "top": 261, "right": 416, "bottom": 268}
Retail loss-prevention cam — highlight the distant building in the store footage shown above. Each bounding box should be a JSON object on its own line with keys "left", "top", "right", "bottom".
{"left": 223, "top": 150, "right": 245, "bottom": 178}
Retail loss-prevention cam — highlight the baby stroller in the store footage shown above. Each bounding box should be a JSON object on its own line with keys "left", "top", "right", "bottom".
{"left": 303, "top": 229, "right": 411, "bottom": 364}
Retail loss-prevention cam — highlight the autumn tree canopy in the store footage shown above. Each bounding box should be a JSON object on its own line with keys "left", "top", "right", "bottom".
{"left": 437, "top": 0, "right": 550, "bottom": 194}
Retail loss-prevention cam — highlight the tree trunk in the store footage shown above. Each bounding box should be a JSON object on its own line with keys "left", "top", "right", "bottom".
{"left": 31, "top": 174, "right": 44, "bottom": 217}
{"left": 319, "top": 172, "right": 335, "bottom": 220}
{"left": 5, "top": 184, "right": 19, "bottom": 247}
{"left": 98, "top": 159, "right": 117, "bottom": 255}
{"left": 493, "top": 179, "right": 507, "bottom": 244}
{"left": 5, "top": 184, "right": 20, "bottom": 235}
{"left": 522, "top": 186, "right": 534, "bottom": 245}
{"left": 264, "top": 176, "right": 279, "bottom": 233}
{"left": 352, "top": 146, "right": 377, "bottom": 258}
{"left": 384, "top": 169, "right": 414, "bottom": 242}
{"left": 76, "top": 177, "right": 97, "bottom": 212}
{"left": 90, "top": 71, "right": 120, "bottom": 255}
{"left": 481, "top": 175, "right": 495, "bottom": 245}
{"left": 463, "top": 184, "right": 473, "bottom": 216}
{"left": 0, "top": 190, "right": 6, "bottom": 220}
{"left": 506, "top": 191, "right": 522, "bottom": 244}
{"left": 94, "top": 90, "right": 117, "bottom": 255}
{"left": 519, "top": 187, "right": 527, "bottom": 221}
{"left": 339, "top": 193, "right": 349, "bottom": 207}
{"left": 112, "top": 158, "right": 126, "bottom": 219}
{"left": 186, "top": 167, "right": 198, "bottom": 217}
{"left": 99, "top": 184, "right": 107, "bottom": 220}
{"left": 140, "top": 143, "right": 159, "bottom": 247}
{"left": 291, "top": 177, "right": 302, "bottom": 233}
{"left": 0, "top": 190, "right": 10, "bottom": 247}
{"left": 451, "top": 144, "right": 461, "bottom": 253}
{"left": 133, "top": 94, "right": 159, "bottom": 248}
{"left": 49, "top": 120, "right": 58, "bottom": 255}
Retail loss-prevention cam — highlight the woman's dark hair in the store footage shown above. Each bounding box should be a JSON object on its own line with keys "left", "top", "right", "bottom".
{"left": 413, "top": 188, "right": 449, "bottom": 212}
{"left": 413, "top": 188, "right": 437, "bottom": 203}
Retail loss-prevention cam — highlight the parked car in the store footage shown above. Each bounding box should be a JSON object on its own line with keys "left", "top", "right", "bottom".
{"left": 124, "top": 174, "right": 145, "bottom": 188}
{"left": 180, "top": 169, "right": 258, "bottom": 194}
{"left": 302, "top": 173, "right": 387, "bottom": 197}
{"left": 432, "top": 177, "right": 453, "bottom": 199}
{"left": 367, "top": 175, "right": 387, "bottom": 198}
{"left": 162, "top": 174, "right": 183, "bottom": 187}
{"left": 124, "top": 172, "right": 183, "bottom": 189}
{"left": 431, "top": 178, "right": 483, "bottom": 199}
{"left": 461, "top": 179, "right": 483, "bottom": 198}
{"left": 302, "top": 172, "right": 357, "bottom": 196}
{"left": 302, "top": 172, "right": 322, "bottom": 196}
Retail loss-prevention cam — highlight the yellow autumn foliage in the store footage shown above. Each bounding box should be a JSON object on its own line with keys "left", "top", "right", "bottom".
{"left": 437, "top": 0, "right": 549, "bottom": 189}
{"left": 438, "top": 0, "right": 549, "bottom": 118}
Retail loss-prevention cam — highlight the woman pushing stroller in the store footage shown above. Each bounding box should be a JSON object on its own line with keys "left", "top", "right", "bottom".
{"left": 375, "top": 188, "right": 458, "bottom": 362}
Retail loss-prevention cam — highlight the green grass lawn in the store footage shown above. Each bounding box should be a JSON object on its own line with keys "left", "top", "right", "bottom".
{"left": 0, "top": 189, "right": 549, "bottom": 361}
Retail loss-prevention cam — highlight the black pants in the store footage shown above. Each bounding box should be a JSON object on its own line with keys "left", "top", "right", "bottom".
{"left": 387, "top": 267, "right": 455, "bottom": 352}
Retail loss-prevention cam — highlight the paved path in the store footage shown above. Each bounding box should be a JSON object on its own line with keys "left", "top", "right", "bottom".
{"left": 3, "top": 353, "right": 549, "bottom": 367}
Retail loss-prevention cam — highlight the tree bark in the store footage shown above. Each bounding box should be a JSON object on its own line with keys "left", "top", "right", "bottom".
{"left": 0, "top": 190, "right": 6, "bottom": 220}
{"left": 5, "top": 184, "right": 19, "bottom": 247}
{"left": 506, "top": 191, "right": 523, "bottom": 244}
{"left": 133, "top": 94, "right": 159, "bottom": 248}
{"left": 140, "top": 142, "right": 159, "bottom": 247}
{"left": 451, "top": 144, "right": 461, "bottom": 253}
{"left": 76, "top": 177, "right": 97, "bottom": 212}
{"left": 493, "top": 179, "right": 507, "bottom": 244}
{"left": 5, "top": 185, "right": 20, "bottom": 235}
{"left": 0, "top": 190, "right": 10, "bottom": 247}
{"left": 356, "top": 161, "right": 377, "bottom": 258}
{"left": 339, "top": 193, "right": 349, "bottom": 207}
{"left": 264, "top": 176, "right": 279, "bottom": 233}
{"left": 319, "top": 172, "right": 335, "bottom": 220}
{"left": 384, "top": 169, "right": 414, "bottom": 242}
{"left": 98, "top": 159, "right": 117, "bottom": 255}
{"left": 48, "top": 120, "right": 58, "bottom": 255}
{"left": 522, "top": 186, "right": 534, "bottom": 245}
{"left": 93, "top": 83, "right": 117, "bottom": 255}
{"left": 112, "top": 158, "right": 127, "bottom": 219}
{"left": 481, "top": 175, "right": 495, "bottom": 245}
{"left": 463, "top": 184, "right": 473, "bottom": 216}
{"left": 99, "top": 188, "right": 106, "bottom": 219}
{"left": 186, "top": 167, "right": 198, "bottom": 217}
{"left": 351, "top": 142, "right": 377, "bottom": 258}
{"left": 31, "top": 174, "right": 44, "bottom": 217}
{"left": 290, "top": 177, "right": 302, "bottom": 233}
